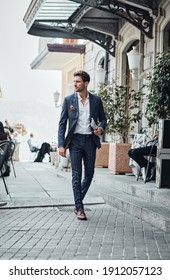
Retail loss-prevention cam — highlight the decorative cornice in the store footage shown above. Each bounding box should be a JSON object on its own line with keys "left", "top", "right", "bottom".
{"left": 47, "top": 43, "right": 85, "bottom": 54}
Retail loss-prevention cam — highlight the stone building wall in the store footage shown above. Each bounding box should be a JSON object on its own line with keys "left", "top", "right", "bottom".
{"left": 83, "top": 0, "right": 170, "bottom": 136}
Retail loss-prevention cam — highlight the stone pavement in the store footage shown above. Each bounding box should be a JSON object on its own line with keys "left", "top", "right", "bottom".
{"left": 0, "top": 162, "right": 170, "bottom": 260}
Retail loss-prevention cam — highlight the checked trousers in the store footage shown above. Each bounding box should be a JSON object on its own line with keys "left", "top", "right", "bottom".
{"left": 69, "top": 133, "right": 96, "bottom": 211}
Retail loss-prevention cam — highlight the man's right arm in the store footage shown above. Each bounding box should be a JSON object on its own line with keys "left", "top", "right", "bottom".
{"left": 58, "top": 98, "right": 68, "bottom": 156}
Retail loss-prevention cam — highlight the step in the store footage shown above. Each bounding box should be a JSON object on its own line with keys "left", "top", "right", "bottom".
{"left": 54, "top": 167, "right": 170, "bottom": 231}
{"left": 95, "top": 184, "right": 170, "bottom": 232}
{"left": 93, "top": 172, "right": 170, "bottom": 209}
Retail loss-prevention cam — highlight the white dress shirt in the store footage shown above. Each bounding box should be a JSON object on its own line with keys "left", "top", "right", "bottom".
{"left": 74, "top": 92, "right": 92, "bottom": 134}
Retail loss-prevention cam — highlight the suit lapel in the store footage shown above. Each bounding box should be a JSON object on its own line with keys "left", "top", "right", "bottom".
{"left": 89, "top": 92, "right": 93, "bottom": 119}
{"left": 71, "top": 92, "right": 79, "bottom": 120}
{"left": 71, "top": 92, "right": 93, "bottom": 119}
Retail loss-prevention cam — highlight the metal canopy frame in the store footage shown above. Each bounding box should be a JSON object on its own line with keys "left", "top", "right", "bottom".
{"left": 32, "top": 21, "right": 116, "bottom": 56}
{"left": 24, "top": 0, "right": 158, "bottom": 57}
{"left": 72, "top": 0, "right": 156, "bottom": 38}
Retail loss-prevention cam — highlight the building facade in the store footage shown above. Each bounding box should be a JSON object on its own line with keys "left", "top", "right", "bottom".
{"left": 23, "top": 0, "right": 170, "bottom": 141}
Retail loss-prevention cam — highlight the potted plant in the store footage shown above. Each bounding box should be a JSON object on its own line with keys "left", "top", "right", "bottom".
{"left": 145, "top": 48, "right": 170, "bottom": 187}
{"left": 98, "top": 80, "right": 143, "bottom": 173}
{"left": 145, "top": 47, "right": 170, "bottom": 127}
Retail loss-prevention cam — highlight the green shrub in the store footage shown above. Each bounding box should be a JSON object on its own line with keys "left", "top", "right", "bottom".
{"left": 145, "top": 48, "right": 170, "bottom": 126}
{"left": 98, "top": 80, "right": 143, "bottom": 143}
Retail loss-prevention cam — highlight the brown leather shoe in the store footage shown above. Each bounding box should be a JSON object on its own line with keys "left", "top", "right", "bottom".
{"left": 77, "top": 210, "right": 87, "bottom": 220}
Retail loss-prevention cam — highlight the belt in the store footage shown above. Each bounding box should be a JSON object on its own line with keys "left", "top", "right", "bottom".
{"left": 74, "top": 133, "right": 92, "bottom": 137}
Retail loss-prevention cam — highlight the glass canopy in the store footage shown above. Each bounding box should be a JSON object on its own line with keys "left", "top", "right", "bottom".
{"left": 35, "top": 0, "right": 81, "bottom": 21}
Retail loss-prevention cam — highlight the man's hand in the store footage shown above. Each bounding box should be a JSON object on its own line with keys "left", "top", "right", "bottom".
{"left": 59, "top": 146, "right": 66, "bottom": 157}
{"left": 153, "top": 134, "right": 158, "bottom": 140}
{"left": 94, "top": 126, "right": 104, "bottom": 136}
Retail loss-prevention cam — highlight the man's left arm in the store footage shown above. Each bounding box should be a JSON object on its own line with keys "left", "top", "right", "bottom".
{"left": 94, "top": 98, "right": 107, "bottom": 136}
{"left": 99, "top": 97, "right": 107, "bottom": 132}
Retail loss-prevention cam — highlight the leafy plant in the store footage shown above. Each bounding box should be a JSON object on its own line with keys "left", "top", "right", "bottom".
{"left": 145, "top": 48, "right": 170, "bottom": 126}
{"left": 98, "top": 80, "right": 143, "bottom": 143}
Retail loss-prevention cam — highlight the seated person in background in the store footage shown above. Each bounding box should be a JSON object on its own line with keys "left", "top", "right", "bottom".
{"left": 34, "top": 142, "right": 51, "bottom": 162}
{"left": 128, "top": 134, "right": 158, "bottom": 182}
{"left": 27, "top": 133, "right": 39, "bottom": 153}
{"left": 4, "top": 119, "right": 14, "bottom": 134}
{"left": 0, "top": 121, "right": 8, "bottom": 141}
{"left": 0, "top": 121, "right": 11, "bottom": 176}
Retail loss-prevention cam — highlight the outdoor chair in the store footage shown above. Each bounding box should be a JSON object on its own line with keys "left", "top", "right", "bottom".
{"left": 8, "top": 140, "right": 16, "bottom": 177}
{"left": 136, "top": 140, "right": 157, "bottom": 183}
{"left": 0, "top": 141, "right": 11, "bottom": 195}
{"left": 27, "top": 139, "right": 39, "bottom": 161}
{"left": 1, "top": 140, "right": 16, "bottom": 177}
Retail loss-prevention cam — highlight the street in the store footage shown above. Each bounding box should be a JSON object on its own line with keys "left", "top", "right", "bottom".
{"left": 0, "top": 162, "right": 170, "bottom": 260}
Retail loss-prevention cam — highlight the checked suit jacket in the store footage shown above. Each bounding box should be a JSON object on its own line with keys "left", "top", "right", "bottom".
{"left": 58, "top": 92, "right": 107, "bottom": 150}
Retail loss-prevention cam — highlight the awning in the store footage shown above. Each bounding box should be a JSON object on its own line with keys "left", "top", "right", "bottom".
{"left": 24, "top": 0, "right": 157, "bottom": 57}
{"left": 31, "top": 43, "right": 85, "bottom": 70}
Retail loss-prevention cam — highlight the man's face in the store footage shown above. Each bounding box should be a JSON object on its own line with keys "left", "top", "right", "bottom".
{"left": 73, "top": 75, "right": 88, "bottom": 92}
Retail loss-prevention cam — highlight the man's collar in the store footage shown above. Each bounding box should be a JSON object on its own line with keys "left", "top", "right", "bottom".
{"left": 77, "top": 92, "right": 89, "bottom": 100}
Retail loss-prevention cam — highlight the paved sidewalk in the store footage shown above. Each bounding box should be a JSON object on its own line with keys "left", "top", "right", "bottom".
{"left": 0, "top": 162, "right": 170, "bottom": 260}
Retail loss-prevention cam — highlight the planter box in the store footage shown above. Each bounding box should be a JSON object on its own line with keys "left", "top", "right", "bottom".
{"left": 95, "top": 142, "right": 109, "bottom": 167}
{"left": 108, "top": 143, "right": 132, "bottom": 174}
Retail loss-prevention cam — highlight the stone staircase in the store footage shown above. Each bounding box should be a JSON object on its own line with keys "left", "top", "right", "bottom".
{"left": 92, "top": 169, "right": 170, "bottom": 232}
{"left": 52, "top": 166, "right": 170, "bottom": 232}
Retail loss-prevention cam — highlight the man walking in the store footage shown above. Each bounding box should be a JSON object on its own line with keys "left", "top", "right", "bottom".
{"left": 58, "top": 70, "right": 107, "bottom": 220}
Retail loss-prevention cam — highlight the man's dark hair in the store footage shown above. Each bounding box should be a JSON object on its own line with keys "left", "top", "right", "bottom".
{"left": 73, "top": 70, "right": 90, "bottom": 83}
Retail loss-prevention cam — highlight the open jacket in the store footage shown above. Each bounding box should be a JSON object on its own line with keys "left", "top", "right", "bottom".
{"left": 58, "top": 92, "right": 107, "bottom": 149}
